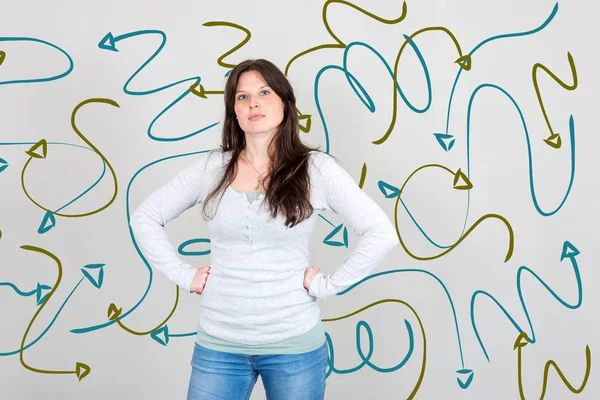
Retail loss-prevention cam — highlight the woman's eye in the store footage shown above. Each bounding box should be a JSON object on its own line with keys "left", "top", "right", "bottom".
{"left": 260, "top": 90, "right": 270, "bottom": 96}
{"left": 237, "top": 94, "right": 246, "bottom": 100}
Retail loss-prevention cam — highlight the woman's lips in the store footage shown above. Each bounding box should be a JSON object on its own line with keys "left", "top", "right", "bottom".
{"left": 249, "top": 115, "right": 265, "bottom": 121}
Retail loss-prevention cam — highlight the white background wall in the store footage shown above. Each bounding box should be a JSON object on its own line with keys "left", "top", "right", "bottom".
{"left": 1, "top": 0, "right": 599, "bottom": 398}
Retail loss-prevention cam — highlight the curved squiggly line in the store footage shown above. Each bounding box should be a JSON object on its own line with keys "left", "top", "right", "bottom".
{"left": 20, "top": 98, "right": 119, "bottom": 218}
{"left": 374, "top": 27, "right": 468, "bottom": 145}
{"left": 178, "top": 238, "right": 211, "bottom": 256}
{"left": 314, "top": 39, "right": 430, "bottom": 152}
{"left": 471, "top": 241, "right": 582, "bottom": 362}
{"left": 445, "top": 3, "right": 559, "bottom": 134}
{"left": 286, "top": 0, "right": 408, "bottom": 130}
{"left": 323, "top": 299, "right": 425, "bottom": 399}
{"left": 325, "top": 319, "right": 413, "bottom": 374}
{"left": 375, "top": 4, "right": 561, "bottom": 253}
{"left": 533, "top": 51, "right": 578, "bottom": 149}
{"left": 203, "top": 21, "right": 251, "bottom": 69}
{"left": 392, "top": 162, "right": 470, "bottom": 252}
{"left": 315, "top": 65, "right": 367, "bottom": 153}
{"left": 425, "top": 77, "right": 575, "bottom": 257}
{"left": 18, "top": 245, "right": 90, "bottom": 381}
{"left": 188, "top": 21, "right": 254, "bottom": 98}
{"left": 107, "top": 287, "right": 179, "bottom": 336}
{"left": 99, "top": 30, "right": 219, "bottom": 141}
{"left": 341, "top": 268, "right": 466, "bottom": 373}
{"left": 466, "top": 84, "right": 575, "bottom": 218}
{"left": 285, "top": 0, "right": 407, "bottom": 75}
{"left": 1, "top": 276, "right": 85, "bottom": 356}
{"left": 0, "top": 282, "right": 44, "bottom": 298}
{"left": 394, "top": 164, "right": 514, "bottom": 262}
{"left": 1, "top": 141, "right": 108, "bottom": 232}
{"left": 515, "top": 332, "right": 591, "bottom": 399}
{"left": 0, "top": 37, "right": 73, "bottom": 86}
{"left": 342, "top": 41, "right": 432, "bottom": 114}
{"left": 71, "top": 149, "right": 213, "bottom": 334}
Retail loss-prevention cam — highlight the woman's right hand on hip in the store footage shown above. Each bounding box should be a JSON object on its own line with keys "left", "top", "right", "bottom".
{"left": 190, "top": 266, "right": 211, "bottom": 295}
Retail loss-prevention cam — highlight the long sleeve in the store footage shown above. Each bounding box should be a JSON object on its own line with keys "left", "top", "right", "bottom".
{"left": 129, "top": 151, "right": 216, "bottom": 293}
{"left": 308, "top": 153, "right": 398, "bottom": 300}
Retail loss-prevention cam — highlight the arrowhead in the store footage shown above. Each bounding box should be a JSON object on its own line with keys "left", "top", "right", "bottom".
{"left": 81, "top": 264, "right": 105, "bottom": 289}
{"left": 560, "top": 241, "right": 579, "bottom": 261}
{"left": 513, "top": 332, "right": 529, "bottom": 350}
{"left": 98, "top": 32, "right": 118, "bottom": 52}
{"left": 0, "top": 157, "right": 8, "bottom": 173}
{"left": 25, "top": 139, "right": 48, "bottom": 159}
{"left": 455, "top": 55, "right": 472, "bottom": 71}
{"left": 75, "top": 362, "right": 91, "bottom": 381}
{"left": 544, "top": 133, "right": 561, "bottom": 149}
{"left": 298, "top": 114, "right": 312, "bottom": 133}
{"left": 0, "top": 50, "right": 5, "bottom": 66}
{"left": 323, "top": 223, "right": 349, "bottom": 247}
{"left": 107, "top": 303, "right": 122, "bottom": 320}
{"left": 35, "top": 282, "right": 52, "bottom": 305}
{"left": 456, "top": 369, "right": 474, "bottom": 389}
{"left": 433, "top": 133, "right": 455, "bottom": 151}
{"left": 37, "top": 211, "right": 56, "bottom": 234}
{"left": 378, "top": 180, "right": 400, "bottom": 198}
{"left": 453, "top": 168, "right": 473, "bottom": 190}
{"left": 224, "top": 70, "right": 232, "bottom": 77}
{"left": 151, "top": 325, "right": 170, "bottom": 346}
{"left": 189, "top": 82, "right": 207, "bottom": 98}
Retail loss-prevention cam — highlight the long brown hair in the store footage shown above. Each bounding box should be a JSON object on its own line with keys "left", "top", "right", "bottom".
{"left": 202, "top": 59, "right": 321, "bottom": 228}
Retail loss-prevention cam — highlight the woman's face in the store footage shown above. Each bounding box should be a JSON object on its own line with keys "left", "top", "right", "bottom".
{"left": 234, "top": 70, "right": 284, "bottom": 139}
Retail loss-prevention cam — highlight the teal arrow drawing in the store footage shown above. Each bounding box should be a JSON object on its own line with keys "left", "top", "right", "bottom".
{"left": 37, "top": 211, "right": 56, "bottom": 234}
{"left": 151, "top": 325, "right": 169, "bottom": 346}
{"left": 81, "top": 264, "right": 105, "bottom": 289}
{"left": 1, "top": 262, "right": 106, "bottom": 357}
{"left": 323, "top": 223, "right": 348, "bottom": 247}
{"left": 433, "top": 133, "right": 455, "bottom": 151}
{"left": 456, "top": 369, "right": 474, "bottom": 389}
{"left": 378, "top": 180, "right": 400, "bottom": 198}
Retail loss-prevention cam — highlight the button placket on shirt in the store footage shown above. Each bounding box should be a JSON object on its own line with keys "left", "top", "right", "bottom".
{"left": 248, "top": 195, "right": 264, "bottom": 247}
{"left": 247, "top": 201, "right": 252, "bottom": 246}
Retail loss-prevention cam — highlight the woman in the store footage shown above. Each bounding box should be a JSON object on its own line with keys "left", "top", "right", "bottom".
{"left": 130, "top": 59, "right": 398, "bottom": 399}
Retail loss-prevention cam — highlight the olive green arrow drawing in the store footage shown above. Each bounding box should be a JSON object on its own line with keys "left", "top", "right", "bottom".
{"left": 0, "top": 50, "right": 5, "bottom": 66}
{"left": 189, "top": 82, "right": 224, "bottom": 98}
{"left": 204, "top": 21, "right": 251, "bottom": 69}
{"left": 284, "top": 0, "right": 408, "bottom": 133}
{"left": 189, "top": 21, "right": 251, "bottom": 98}
{"left": 393, "top": 164, "right": 514, "bottom": 262}
{"left": 373, "top": 27, "right": 470, "bottom": 145}
{"left": 107, "top": 286, "right": 179, "bottom": 336}
{"left": 21, "top": 98, "right": 119, "bottom": 218}
{"left": 514, "top": 332, "right": 591, "bottom": 399}
{"left": 19, "top": 245, "right": 90, "bottom": 381}
{"left": 322, "top": 298, "right": 425, "bottom": 399}
{"left": 532, "top": 52, "right": 578, "bottom": 149}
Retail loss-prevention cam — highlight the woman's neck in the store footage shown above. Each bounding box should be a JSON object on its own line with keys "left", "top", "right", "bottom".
{"left": 243, "top": 135, "right": 272, "bottom": 168}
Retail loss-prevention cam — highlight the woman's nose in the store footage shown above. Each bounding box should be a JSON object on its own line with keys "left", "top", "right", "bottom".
{"left": 249, "top": 95, "right": 260, "bottom": 108}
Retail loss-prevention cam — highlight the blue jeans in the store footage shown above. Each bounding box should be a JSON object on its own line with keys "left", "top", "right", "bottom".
{"left": 187, "top": 342, "right": 328, "bottom": 400}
